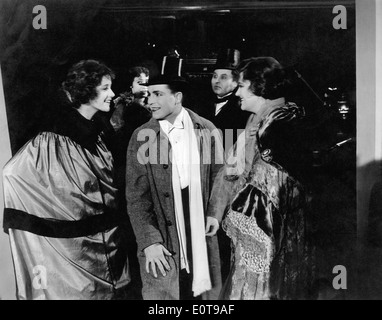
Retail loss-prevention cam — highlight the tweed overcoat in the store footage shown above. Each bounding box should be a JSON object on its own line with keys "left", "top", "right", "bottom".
{"left": 125, "top": 108, "right": 224, "bottom": 299}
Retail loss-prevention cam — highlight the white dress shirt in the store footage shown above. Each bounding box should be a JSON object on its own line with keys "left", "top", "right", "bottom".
{"left": 159, "top": 108, "right": 190, "bottom": 189}
{"left": 215, "top": 101, "right": 227, "bottom": 116}
{"left": 215, "top": 93, "right": 232, "bottom": 115}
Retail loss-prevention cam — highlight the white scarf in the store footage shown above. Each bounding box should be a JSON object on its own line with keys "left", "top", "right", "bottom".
{"left": 170, "top": 109, "right": 212, "bottom": 297}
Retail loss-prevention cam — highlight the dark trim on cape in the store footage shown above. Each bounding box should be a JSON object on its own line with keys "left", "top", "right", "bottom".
{"left": 3, "top": 208, "right": 123, "bottom": 238}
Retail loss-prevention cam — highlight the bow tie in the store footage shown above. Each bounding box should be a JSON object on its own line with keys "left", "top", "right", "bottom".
{"left": 214, "top": 95, "right": 231, "bottom": 104}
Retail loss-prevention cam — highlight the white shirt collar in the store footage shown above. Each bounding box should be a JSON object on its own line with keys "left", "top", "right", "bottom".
{"left": 215, "top": 102, "right": 226, "bottom": 115}
{"left": 159, "top": 107, "right": 185, "bottom": 135}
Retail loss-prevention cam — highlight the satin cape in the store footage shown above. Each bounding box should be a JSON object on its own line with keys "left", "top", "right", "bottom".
{"left": 2, "top": 110, "right": 130, "bottom": 300}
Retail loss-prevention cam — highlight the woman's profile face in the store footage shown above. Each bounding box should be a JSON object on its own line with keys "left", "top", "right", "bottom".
{"left": 236, "top": 72, "right": 265, "bottom": 113}
{"left": 88, "top": 75, "right": 115, "bottom": 113}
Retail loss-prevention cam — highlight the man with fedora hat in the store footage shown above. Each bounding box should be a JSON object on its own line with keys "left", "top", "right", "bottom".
{"left": 201, "top": 48, "right": 250, "bottom": 149}
{"left": 125, "top": 56, "right": 224, "bottom": 300}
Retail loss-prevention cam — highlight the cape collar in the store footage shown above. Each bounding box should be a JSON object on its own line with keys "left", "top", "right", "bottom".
{"left": 51, "top": 108, "right": 104, "bottom": 153}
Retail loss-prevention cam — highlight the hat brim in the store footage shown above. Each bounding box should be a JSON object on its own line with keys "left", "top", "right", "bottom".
{"left": 147, "top": 75, "right": 188, "bottom": 92}
{"left": 214, "top": 65, "right": 237, "bottom": 70}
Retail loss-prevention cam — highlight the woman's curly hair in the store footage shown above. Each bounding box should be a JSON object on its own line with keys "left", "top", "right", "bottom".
{"left": 236, "top": 56, "right": 291, "bottom": 99}
{"left": 62, "top": 59, "right": 115, "bottom": 108}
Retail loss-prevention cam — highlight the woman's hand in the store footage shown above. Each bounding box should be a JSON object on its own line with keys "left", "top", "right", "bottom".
{"left": 205, "top": 216, "right": 219, "bottom": 236}
{"left": 144, "top": 243, "right": 172, "bottom": 278}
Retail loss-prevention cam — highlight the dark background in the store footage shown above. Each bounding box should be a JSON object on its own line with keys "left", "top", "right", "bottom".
{"left": 0, "top": 0, "right": 356, "bottom": 153}
{"left": 1, "top": 0, "right": 362, "bottom": 299}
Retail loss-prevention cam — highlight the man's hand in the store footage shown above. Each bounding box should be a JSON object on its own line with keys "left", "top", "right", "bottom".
{"left": 205, "top": 216, "right": 219, "bottom": 237}
{"left": 144, "top": 243, "right": 172, "bottom": 278}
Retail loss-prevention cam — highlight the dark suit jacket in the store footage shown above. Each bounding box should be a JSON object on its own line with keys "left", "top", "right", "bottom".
{"left": 200, "top": 93, "right": 250, "bottom": 150}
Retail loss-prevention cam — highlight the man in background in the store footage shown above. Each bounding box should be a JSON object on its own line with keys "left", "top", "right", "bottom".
{"left": 202, "top": 48, "right": 249, "bottom": 150}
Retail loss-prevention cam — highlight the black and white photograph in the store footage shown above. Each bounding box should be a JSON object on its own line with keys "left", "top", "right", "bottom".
{"left": 0, "top": 0, "right": 379, "bottom": 305}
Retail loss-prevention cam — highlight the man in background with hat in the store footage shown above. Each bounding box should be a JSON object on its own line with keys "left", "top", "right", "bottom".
{"left": 202, "top": 48, "right": 250, "bottom": 149}
{"left": 201, "top": 48, "right": 250, "bottom": 283}
{"left": 125, "top": 56, "right": 224, "bottom": 300}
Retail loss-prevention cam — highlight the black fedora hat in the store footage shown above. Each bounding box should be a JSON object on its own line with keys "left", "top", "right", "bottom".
{"left": 214, "top": 48, "right": 241, "bottom": 70}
